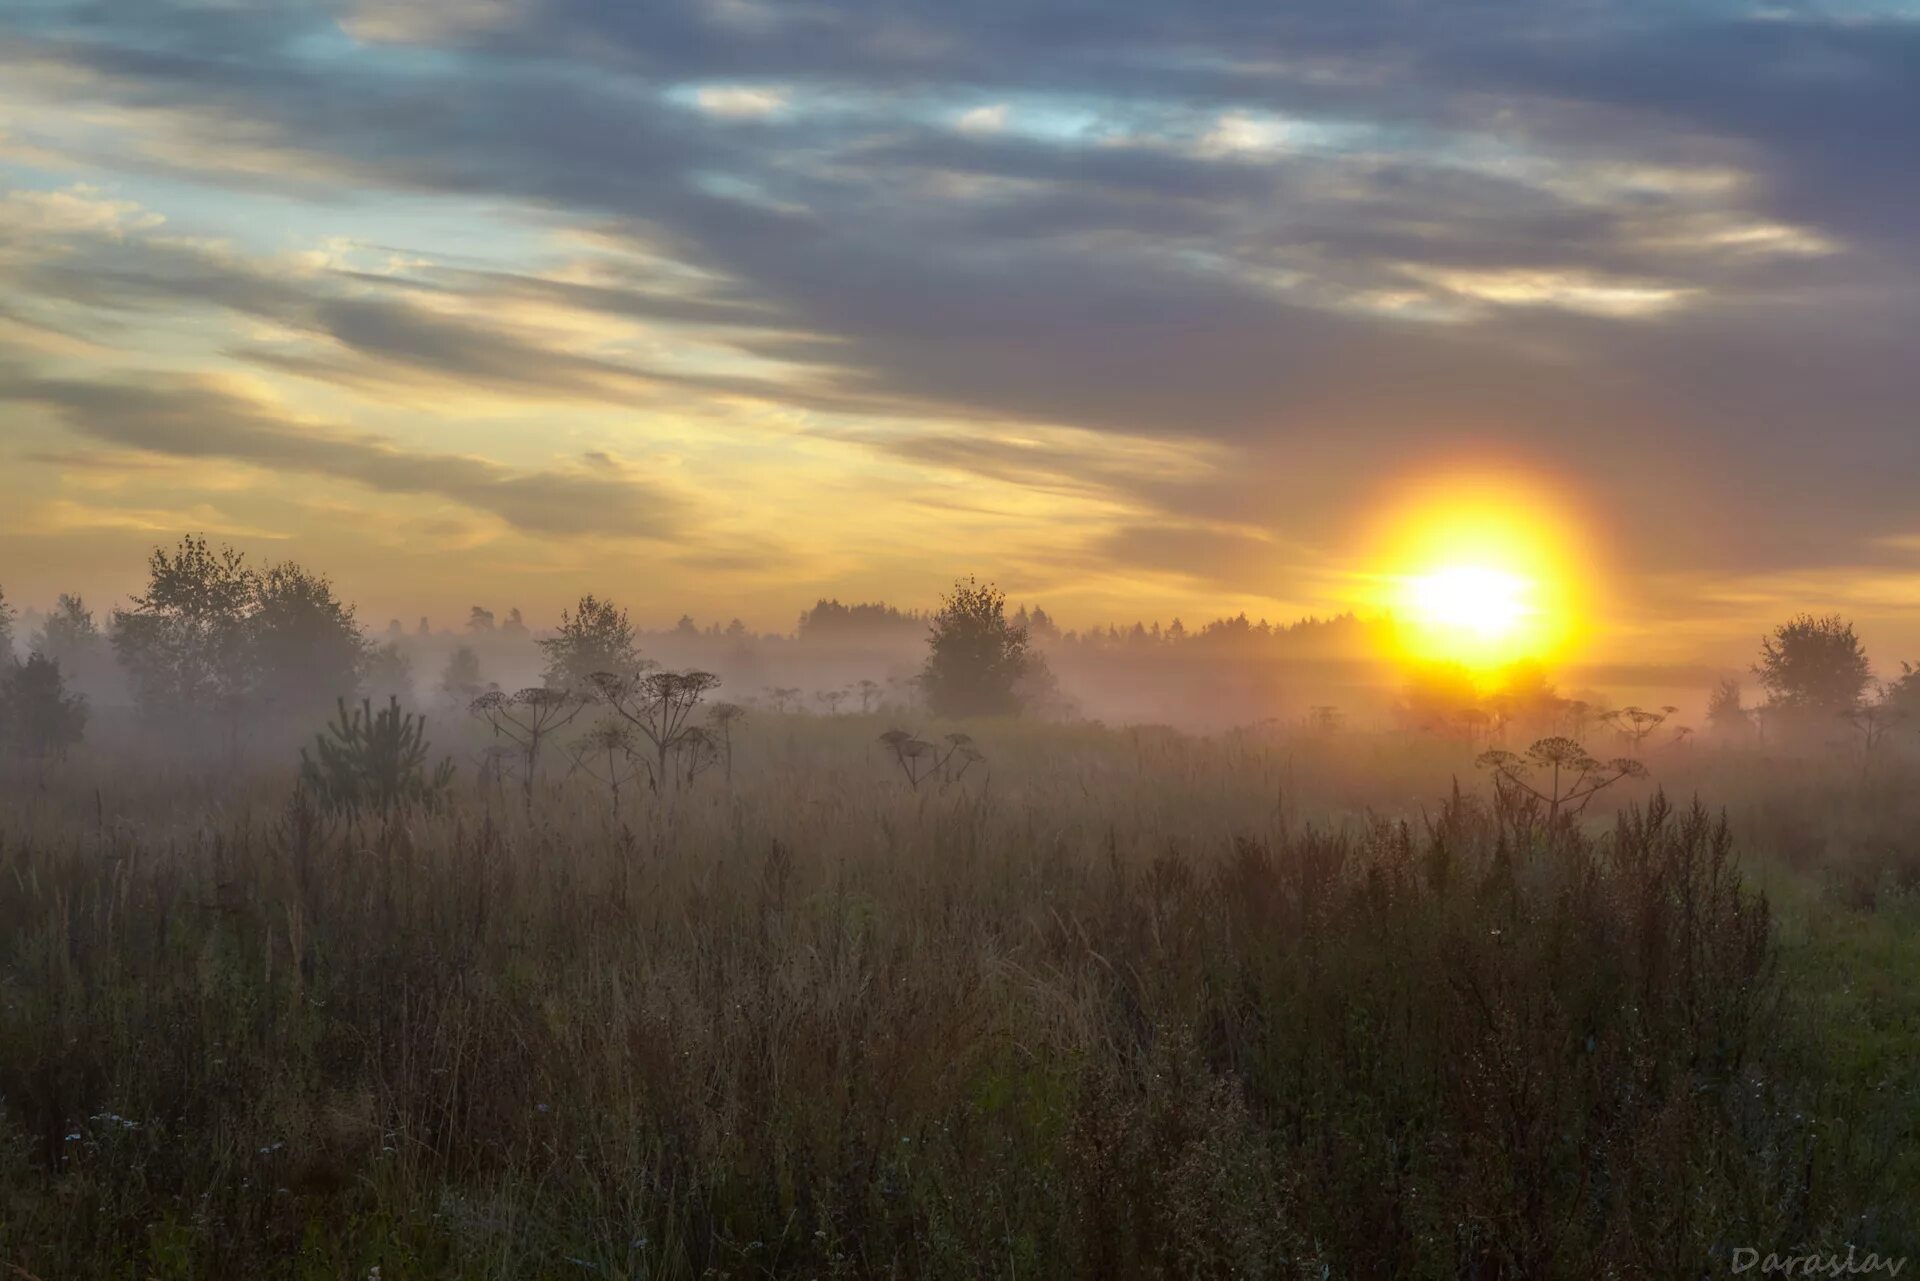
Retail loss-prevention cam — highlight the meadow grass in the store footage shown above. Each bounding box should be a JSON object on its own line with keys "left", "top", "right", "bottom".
{"left": 0, "top": 715, "right": 1914, "bottom": 1278}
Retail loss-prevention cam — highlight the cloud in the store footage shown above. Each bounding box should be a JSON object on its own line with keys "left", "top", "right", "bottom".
{"left": 2, "top": 0, "right": 1919, "bottom": 639}
{"left": 691, "top": 84, "right": 789, "bottom": 120}
{"left": 955, "top": 103, "right": 1008, "bottom": 135}
{"left": 0, "top": 367, "right": 694, "bottom": 540}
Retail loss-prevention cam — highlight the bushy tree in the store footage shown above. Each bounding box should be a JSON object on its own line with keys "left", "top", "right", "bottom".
{"left": 2, "top": 653, "right": 88, "bottom": 764}
{"left": 251, "top": 561, "right": 369, "bottom": 720}
{"left": 539, "top": 594, "right": 645, "bottom": 690}
{"left": 111, "top": 536, "right": 256, "bottom": 725}
{"left": 31, "top": 594, "right": 115, "bottom": 701}
{"left": 111, "top": 536, "right": 367, "bottom": 742}
{"left": 1754, "top": 613, "right": 1871, "bottom": 719}
{"left": 920, "top": 577, "right": 1032, "bottom": 718}
{"left": 0, "top": 584, "right": 15, "bottom": 662}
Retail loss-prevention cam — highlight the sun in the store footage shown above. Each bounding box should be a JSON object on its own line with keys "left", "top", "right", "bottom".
{"left": 1355, "top": 469, "right": 1595, "bottom": 671}
{"left": 1403, "top": 565, "right": 1533, "bottom": 641}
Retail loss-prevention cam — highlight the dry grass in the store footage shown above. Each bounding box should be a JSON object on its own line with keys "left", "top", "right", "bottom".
{"left": 0, "top": 716, "right": 1913, "bottom": 1278}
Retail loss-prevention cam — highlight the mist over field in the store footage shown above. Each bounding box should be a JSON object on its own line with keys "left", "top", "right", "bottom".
{"left": 5, "top": 0, "right": 1920, "bottom": 1275}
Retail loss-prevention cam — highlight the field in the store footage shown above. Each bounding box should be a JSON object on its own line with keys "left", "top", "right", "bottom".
{"left": 2, "top": 715, "right": 1917, "bottom": 1278}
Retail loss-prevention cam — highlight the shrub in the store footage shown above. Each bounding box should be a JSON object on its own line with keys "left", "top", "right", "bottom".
{"left": 299, "top": 695, "right": 453, "bottom": 818}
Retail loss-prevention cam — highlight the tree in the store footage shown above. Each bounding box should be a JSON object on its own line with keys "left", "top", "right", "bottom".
{"left": 364, "top": 641, "right": 415, "bottom": 702}
{"left": 1754, "top": 614, "right": 1871, "bottom": 720}
{"left": 439, "top": 646, "right": 487, "bottom": 706}
{"left": 1840, "top": 683, "right": 1899, "bottom": 756}
{"left": 299, "top": 696, "right": 453, "bottom": 818}
{"left": 1886, "top": 662, "right": 1920, "bottom": 735}
{"left": 1705, "top": 678, "right": 1752, "bottom": 739}
{"left": 468, "top": 606, "right": 496, "bottom": 633}
{"left": 539, "top": 594, "right": 645, "bottom": 691}
{"left": 2, "top": 654, "right": 88, "bottom": 767}
{"left": 500, "top": 608, "right": 529, "bottom": 636}
{"left": 31, "top": 593, "right": 92, "bottom": 662}
{"left": 920, "top": 577, "right": 1032, "bottom": 718}
{"left": 250, "top": 560, "right": 368, "bottom": 720}
{"left": 30, "top": 593, "right": 112, "bottom": 696}
{"left": 0, "top": 584, "right": 14, "bottom": 661}
{"left": 111, "top": 536, "right": 257, "bottom": 729}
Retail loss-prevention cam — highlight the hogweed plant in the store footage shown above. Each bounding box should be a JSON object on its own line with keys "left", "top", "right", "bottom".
{"left": 878, "top": 728, "right": 987, "bottom": 791}
{"left": 1476, "top": 735, "right": 1648, "bottom": 827}
{"left": 470, "top": 687, "right": 586, "bottom": 807}
{"left": 708, "top": 702, "right": 746, "bottom": 784}
{"left": 588, "top": 669, "right": 722, "bottom": 791}
{"left": 566, "top": 721, "right": 645, "bottom": 806}
{"left": 1604, "top": 704, "right": 1676, "bottom": 752}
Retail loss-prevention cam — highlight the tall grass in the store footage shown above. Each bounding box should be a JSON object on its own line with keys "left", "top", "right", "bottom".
{"left": 0, "top": 718, "right": 1910, "bottom": 1277}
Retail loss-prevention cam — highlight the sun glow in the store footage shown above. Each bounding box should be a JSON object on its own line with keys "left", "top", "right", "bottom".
{"left": 1357, "top": 470, "right": 1596, "bottom": 670}
{"left": 1404, "top": 565, "right": 1533, "bottom": 640}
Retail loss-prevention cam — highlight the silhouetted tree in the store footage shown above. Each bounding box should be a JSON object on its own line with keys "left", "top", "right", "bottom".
{"left": 30, "top": 593, "right": 112, "bottom": 696}
{"left": 251, "top": 560, "right": 369, "bottom": 721}
{"left": 1706, "top": 678, "right": 1752, "bottom": 739}
{"left": 364, "top": 641, "right": 416, "bottom": 702}
{"left": 3, "top": 653, "right": 88, "bottom": 768}
{"left": 439, "top": 646, "right": 487, "bottom": 706}
{"left": 111, "top": 536, "right": 256, "bottom": 733}
{"left": 467, "top": 606, "right": 496, "bottom": 634}
{"left": 30, "top": 593, "right": 93, "bottom": 665}
{"left": 1886, "top": 662, "right": 1920, "bottom": 735}
{"left": 798, "top": 599, "right": 920, "bottom": 638}
{"left": 920, "top": 577, "right": 1032, "bottom": 718}
{"left": 540, "top": 594, "right": 645, "bottom": 690}
{"left": 1754, "top": 613, "right": 1872, "bottom": 724}
{"left": 0, "top": 585, "right": 14, "bottom": 661}
{"left": 500, "top": 607, "right": 529, "bottom": 636}
{"left": 1841, "top": 683, "right": 1899, "bottom": 756}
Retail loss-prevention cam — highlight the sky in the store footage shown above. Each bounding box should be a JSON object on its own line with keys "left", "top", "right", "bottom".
{"left": 1, "top": 0, "right": 1917, "bottom": 667}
